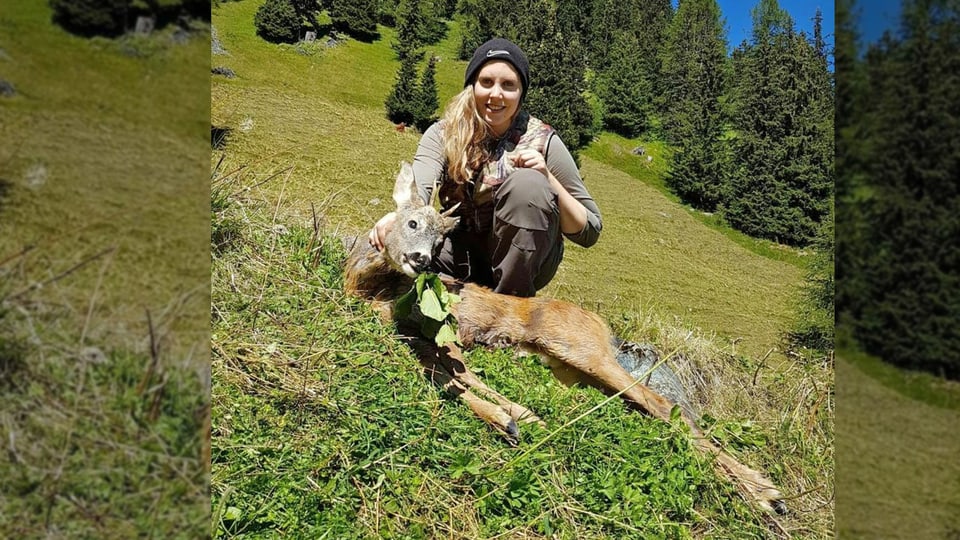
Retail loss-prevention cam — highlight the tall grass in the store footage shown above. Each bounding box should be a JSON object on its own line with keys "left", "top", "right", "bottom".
{"left": 1, "top": 0, "right": 210, "bottom": 535}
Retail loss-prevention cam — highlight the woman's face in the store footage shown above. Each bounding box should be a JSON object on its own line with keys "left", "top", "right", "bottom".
{"left": 473, "top": 60, "right": 522, "bottom": 137}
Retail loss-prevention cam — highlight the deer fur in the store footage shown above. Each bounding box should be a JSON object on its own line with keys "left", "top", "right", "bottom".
{"left": 344, "top": 162, "right": 787, "bottom": 516}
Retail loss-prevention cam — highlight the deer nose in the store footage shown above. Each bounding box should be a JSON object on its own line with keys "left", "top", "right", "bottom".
{"left": 403, "top": 251, "right": 431, "bottom": 273}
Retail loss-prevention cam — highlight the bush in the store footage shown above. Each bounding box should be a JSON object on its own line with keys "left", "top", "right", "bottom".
{"left": 49, "top": 0, "right": 130, "bottom": 38}
{"left": 254, "top": 0, "right": 300, "bottom": 44}
{"left": 330, "top": 0, "right": 378, "bottom": 40}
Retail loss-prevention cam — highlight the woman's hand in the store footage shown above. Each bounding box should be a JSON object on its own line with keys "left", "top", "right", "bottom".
{"left": 512, "top": 150, "right": 549, "bottom": 178}
{"left": 368, "top": 211, "right": 397, "bottom": 252}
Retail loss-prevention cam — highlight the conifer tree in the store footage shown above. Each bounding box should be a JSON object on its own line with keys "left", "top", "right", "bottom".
{"left": 725, "top": 0, "right": 832, "bottom": 245}
{"left": 633, "top": 0, "right": 673, "bottom": 114}
{"left": 658, "top": 0, "right": 729, "bottom": 211}
{"left": 384, "top": 50, "right": 424, "bottom": 125}
{"left": 289, "top": 0, "right": 322, "bottom": 32}
{"left": 414, "top": 55, "right": 440, "bottom": 131}
{"left": 329, "top": 0, "right": 378, "bottom": 39}
{"left": 843, "top": 0, "right": 960, "bottom": 377}
{"left": 254, "top": 0, "right": 301, "bottom": 44}
{"left": 587, "top": 0, "right": 635, "bottom": 69}
{"left": 835, "top": 0, "right": 869, "bottom": 326}
{"left": 391, "top": 0, "right": 423, "bottom": 59}
{"left": 49, "top": 0, "right": 129, "bottom": 37}
{"left": 455, "top": 0, "right": 496, "bottom": 60}
{"left": 789, "top": 205, "right": 835, "bottom": 352}
{"left": 418, "top": 0, "right": 447, "bottom": 44}
{"left": 598, "top": 32, "right": 651, "bottom": 137}
{"left": 523, "top": 10, "right": 596, "bottom": 158}
{"left": 378, "top": 0, "right": 400, "bottom": 26}
{"left": 556, "top": 0, "right": 592, "bottom": 38}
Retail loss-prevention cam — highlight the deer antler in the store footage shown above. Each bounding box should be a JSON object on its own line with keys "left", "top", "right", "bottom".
{"left": 441, "top": 202, "right": 461, "bottom": 217}
{"left": 429, "top": 179, "right": 439, "bottom": 207}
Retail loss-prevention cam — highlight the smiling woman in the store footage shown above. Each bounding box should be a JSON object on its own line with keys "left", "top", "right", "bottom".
{"left": 368, "top": 38, "right": 602, "bottom": 298}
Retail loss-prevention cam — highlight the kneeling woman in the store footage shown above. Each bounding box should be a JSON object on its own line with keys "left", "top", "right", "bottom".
{"left": 369, "top": 38, "right": 602, "bottom": 297}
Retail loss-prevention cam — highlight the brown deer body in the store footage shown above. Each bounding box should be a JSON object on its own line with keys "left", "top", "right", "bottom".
{"left": 344, "top": 162, "right": 787, "bottom": 516}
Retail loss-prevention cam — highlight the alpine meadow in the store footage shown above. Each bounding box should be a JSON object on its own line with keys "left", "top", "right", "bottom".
{"left": 211, "top": 0, "right": 834, "bottom": 538}
{"left": 1, "top": 0, "right": 210, "bottom": 536}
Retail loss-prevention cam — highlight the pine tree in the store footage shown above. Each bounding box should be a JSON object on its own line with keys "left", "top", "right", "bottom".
{"left": 634, "top": 0, "right": 673, "bottom": 116}
{"left": 658, "top": 0, "right": 728, "bottom": 211}
{"left": 598, "top": 32, "right": 651, "bottom": 137}
{"left": 414, "top": 55, "right": 440, "bottom": 131}
{"left": 835, "top": 0, "right": 870, "bottom": 328}
{"left": 289, "top": 0, "right": 322, "bottom": 32}
{"left": 418, "top": 0, "right": 448, "bottom": 44}
{"left": 378, "top": 0, "right": 400, "bottom": 26}
{"left": 49, "top": 0, "right": 130, "bottom": 37}
{"left": 254, "top": 0, "right": 301, "bottom": 44}
{"left": 556, "top": 0, "right": 592, "bottom": 38}
{"left": 391, "top": 0, "right": 423, "bottom": 59}
{"left": 455, "top": 0, "right": 496, "bottom": 60}
{"left": 788, "top": 204, "right": 835, "bottom": 352}
{"left": 587, "top": 0, "right": 634, "bottom": 69}
{"left": 724, "top": 0, "right": 833, "bottom": 245}
{"left": 384, "top": 50, "right": 424, "bottom": 125}
{"left": 329, "top": 0, "right": 378, "bottom": 39}
{"left": 523, "top": 10, "right": 596, "bottom": 158}
{"left": 843, "top": 0, "right": 960, "bottom": 377}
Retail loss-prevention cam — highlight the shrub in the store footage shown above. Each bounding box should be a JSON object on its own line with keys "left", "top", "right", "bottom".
{"left": 49, "top": 0, "right": 130, "bottom": 38}
{"left": 254, "top": 0, "right": 300, "bottom": 44}
{"left": 329, "top": 0, "right": 378, "bottom": 40}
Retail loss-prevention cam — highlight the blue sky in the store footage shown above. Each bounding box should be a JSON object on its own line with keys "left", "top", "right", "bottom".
{"left": 855, "top": 0, "right": 902, "bottom": 45}
{"left": 717, "top": 0, "right": 835, "bottom": 50}
{"left": 671, "top": 1, "right": 836, "bottom": 54}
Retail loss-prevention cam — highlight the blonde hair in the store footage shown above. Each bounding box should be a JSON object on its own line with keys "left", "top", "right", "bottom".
{"left": 441, "top": 87, "right": 493, "bottom": 187}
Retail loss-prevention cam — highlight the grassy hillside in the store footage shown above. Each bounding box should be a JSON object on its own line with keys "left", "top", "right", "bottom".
{"left": 211, "top": 1, "right": 832, "bottom": 537}
{"left": 835, "top": 351, "right": 960, "bottom": 539}
{"left": 211, "top": 188, "right": 805, "bottom": 537}
{"left": 1, "top": 1, "right": 210, "bottom": 536}
{"left": 210, "top": 0, "right": 803, "bottom": 362}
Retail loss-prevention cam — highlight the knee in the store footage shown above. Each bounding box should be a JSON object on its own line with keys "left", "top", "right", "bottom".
{"left": 495, "top": 169, "right": 557, "bottom": 217}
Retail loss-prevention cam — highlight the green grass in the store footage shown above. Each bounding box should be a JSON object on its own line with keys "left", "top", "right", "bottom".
{"left": 211, "top": 0, "right": 803, "bottom": 363}
{"left": 1, "top": 0, "right": 210, "bottom": 353}
{"left": 835, "top": 351, "right": 960, "bottom": 539}
{"left": 211, "top": 184, "right": 817, "bottom": 537}
{"left": 581, "top": 132, "right": 810, "bottom": 269}
{"left": 211, "top": 4, "right": 833, "bottom": 537}
{"left": 1, "top": 1, "right": 210, "bottom": 536}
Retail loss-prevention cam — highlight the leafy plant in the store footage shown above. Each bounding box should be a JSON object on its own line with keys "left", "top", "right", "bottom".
{"left": 394, "top": 273, "right": 460, "bottom": 346}
{"left": 254, "top": 0, "right": 300, "bottom": 44}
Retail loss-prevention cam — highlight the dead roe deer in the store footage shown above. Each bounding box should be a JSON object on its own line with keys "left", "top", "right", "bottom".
{"left": 344, "top": 162, "right": 787, "bottom": 515}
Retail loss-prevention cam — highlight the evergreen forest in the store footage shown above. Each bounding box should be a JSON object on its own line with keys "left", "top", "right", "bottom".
{"left": 836, "top": 0, "right": 960, "bottom": 379}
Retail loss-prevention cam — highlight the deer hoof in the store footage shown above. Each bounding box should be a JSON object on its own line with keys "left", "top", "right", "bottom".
{"left": 772, "top": 499, "right": 788, "bottom": 516}
{"left": 500, "top": 419, "right": 519, "bottom": 445}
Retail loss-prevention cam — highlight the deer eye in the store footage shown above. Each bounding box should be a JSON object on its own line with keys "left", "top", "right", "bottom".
{"left": 407, "top": 220, "right": 418, "bottom": 230}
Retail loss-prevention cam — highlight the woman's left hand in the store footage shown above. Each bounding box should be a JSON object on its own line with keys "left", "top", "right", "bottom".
{"left": 512, "top": 150, "right": 548, "bottom": 178}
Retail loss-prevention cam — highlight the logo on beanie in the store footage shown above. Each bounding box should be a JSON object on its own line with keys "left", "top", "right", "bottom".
{"left": 486, "top": 49, "right": 511, "bottom": 58}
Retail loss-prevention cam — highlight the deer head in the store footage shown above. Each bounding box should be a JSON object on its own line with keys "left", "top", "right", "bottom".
{"left": 383, "top": 162, "right": 459, "bottom": 277}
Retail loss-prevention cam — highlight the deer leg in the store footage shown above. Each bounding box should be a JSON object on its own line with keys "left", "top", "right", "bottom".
{"left": 434, "top": 343, "right": 545, "bottom": 427}
{"left": 553, "top": 340, "right": 786, "bottom": 515}
{"left": 408, "top": 338, "right": 520, "bottom": 445}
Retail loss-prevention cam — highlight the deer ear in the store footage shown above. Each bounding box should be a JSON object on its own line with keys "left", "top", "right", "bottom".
{"left": 392, "top": 162, "right": 425, "bottom": 209}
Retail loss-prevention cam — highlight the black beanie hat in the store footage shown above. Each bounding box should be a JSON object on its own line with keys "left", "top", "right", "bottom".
{"left": 463, "top": 38, "right": 530, "bottom": 101}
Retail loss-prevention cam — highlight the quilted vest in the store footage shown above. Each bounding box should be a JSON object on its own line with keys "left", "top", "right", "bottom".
{"left": 439, "top": 112, "right": 553, "bottom": 231}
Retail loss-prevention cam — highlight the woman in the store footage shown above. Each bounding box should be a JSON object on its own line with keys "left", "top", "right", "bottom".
{"left": 370, "top": 38, "right": 602, "bottom": 297}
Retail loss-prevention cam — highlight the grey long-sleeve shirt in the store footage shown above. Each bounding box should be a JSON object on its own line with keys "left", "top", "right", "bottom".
{"left": 410, "top": 121, "right": 603, "bottom": 248}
